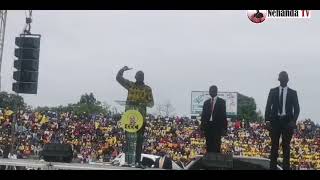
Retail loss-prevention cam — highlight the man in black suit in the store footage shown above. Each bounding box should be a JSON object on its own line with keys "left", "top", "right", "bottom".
{"left": 154, "top": 151, "right": 173, "bottom": 170}
{"left": 200, "top": 85, "right": 227, "bottom": 153}
{"left": 265, "top": 71, "right": 300, "bottom": 170}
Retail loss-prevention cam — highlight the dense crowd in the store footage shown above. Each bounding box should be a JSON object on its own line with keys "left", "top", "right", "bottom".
{"left": 0, "top": 109, "right": 319, "bottom": 170}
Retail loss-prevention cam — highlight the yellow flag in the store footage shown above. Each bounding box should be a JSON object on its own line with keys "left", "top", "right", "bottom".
{"left": 5, "top": 110, "right": 14, "bottom": 116}
{"left": 36, "top": 113, "right": 42, "bottom": 121}
{"left": 40, "top": 115, "right": 49, "bottom": 124}
{"left": 95, "top": 122, "right": 100, "bottom": 129}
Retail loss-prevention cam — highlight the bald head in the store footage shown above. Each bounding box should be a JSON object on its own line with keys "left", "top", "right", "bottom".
{"left": 278, "top": 71, "right": 289, "bottom": 87}
{"left": 209, "top": 85, "right": 218, "bottom": 98}
{"left": 135, "top": 71, "right": 144, "bottom": 83}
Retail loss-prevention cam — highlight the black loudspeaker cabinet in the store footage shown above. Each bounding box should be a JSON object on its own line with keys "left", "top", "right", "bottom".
{"left": 141, "top": 157, "right": 155, "bottom": 168}
{"left": 41, "top": 143, "right": 73, "bottom": 163}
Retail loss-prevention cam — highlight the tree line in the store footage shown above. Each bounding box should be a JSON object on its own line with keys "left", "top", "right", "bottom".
{"left": 0, "top": 92, "right": 110, "bottom": 116}
{"left": 0, "top": 91, "right": 263, "bottom": 122}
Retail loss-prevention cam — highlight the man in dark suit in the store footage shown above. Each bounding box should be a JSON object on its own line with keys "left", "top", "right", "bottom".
{"left": 200, "top": 85, "right": 227, "bottom": 153}
{"left": 154, "top": 152, "right": 173, "bottom": 170}
{"left": 265, "top": 71, "right": 300, "bottom": 170}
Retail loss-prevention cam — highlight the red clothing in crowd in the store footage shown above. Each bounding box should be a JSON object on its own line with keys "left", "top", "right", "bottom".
{"left": 235, "top": 121, "right": 241, "bottom": 129}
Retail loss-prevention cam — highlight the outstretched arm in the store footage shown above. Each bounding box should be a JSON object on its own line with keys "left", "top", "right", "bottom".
{"left": 116, "top": 66, "right": 133, "bottom": 90}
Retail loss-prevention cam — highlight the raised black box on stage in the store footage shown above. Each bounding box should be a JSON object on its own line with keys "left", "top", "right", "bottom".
{"left": 41, "top": 143, "right": 73, "bottom": 163}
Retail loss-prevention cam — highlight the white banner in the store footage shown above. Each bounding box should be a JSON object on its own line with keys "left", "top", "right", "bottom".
{"left": 191, "top": 91, "right": 237, "bottom": 116}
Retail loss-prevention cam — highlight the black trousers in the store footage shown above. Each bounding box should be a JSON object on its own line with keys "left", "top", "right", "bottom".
{"left": 135, "top": 125, "right": 145, "bottom": 163}
{"left": 205, "top": 127, "right": 222, "bottom": 153}
{"left": 270, "top": 116, "right": 294, "bottom": 170}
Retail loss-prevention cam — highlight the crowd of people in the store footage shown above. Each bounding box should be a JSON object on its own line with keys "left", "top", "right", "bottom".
{"left": 0, "top": 109, "right": 319, "bottom": 170}
{"left": 0, "top": 110, "right": 123, "bottom": 163}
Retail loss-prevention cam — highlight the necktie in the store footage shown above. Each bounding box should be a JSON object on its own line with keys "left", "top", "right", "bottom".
{"left": 210, "top": 98, "right": 215, "bottom": 121}
{"left": 279, "top": 88, "right": 284, "bottom": 114}
{"left": 211, "top": 98, "right": 215, "bottom": 114}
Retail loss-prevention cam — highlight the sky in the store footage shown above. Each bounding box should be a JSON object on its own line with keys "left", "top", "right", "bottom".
{"left": 1, "top": 10, "right": 319, "bottom": 123}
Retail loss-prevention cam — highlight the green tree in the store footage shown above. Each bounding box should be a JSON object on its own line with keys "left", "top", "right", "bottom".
{"left": 79, "top": 93, "right": 96, "bottom": 105}
{"left": 237, "top": 93, "right": 258, "bottom": 123}
{"left": 256, "top": 109, "right": 264, "bottom": 123}
{"left": 35, "top": 93, "right": 110, "bottom": 116}
{"left": 0, "top": 91, "right": 26, "bottom": 111}
{"left": 74, "top": 93, "right": 108, "bottom": 115}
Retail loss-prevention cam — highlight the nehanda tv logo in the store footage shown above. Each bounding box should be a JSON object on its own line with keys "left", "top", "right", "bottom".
{"left": 247, "top": 10, "right": 267, "bottom": 23}
{"left": 247, "top": 10, "right": 311, "bottom": 24}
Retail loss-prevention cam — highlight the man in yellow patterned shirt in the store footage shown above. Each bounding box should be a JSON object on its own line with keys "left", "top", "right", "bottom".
{"left": 116, "top": 66, "right": 154, "bottom": 166}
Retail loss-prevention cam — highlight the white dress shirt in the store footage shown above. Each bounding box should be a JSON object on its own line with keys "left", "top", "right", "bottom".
{"left": 279, "top": 86, "right": 288, "bottom": 116}
{"left": 209, "top": 96, "right": 218, "bottom": 121}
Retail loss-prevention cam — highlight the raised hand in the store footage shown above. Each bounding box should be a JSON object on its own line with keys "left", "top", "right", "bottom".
{"left": 122, "top": 66, "right": 132, "bottom": 71}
